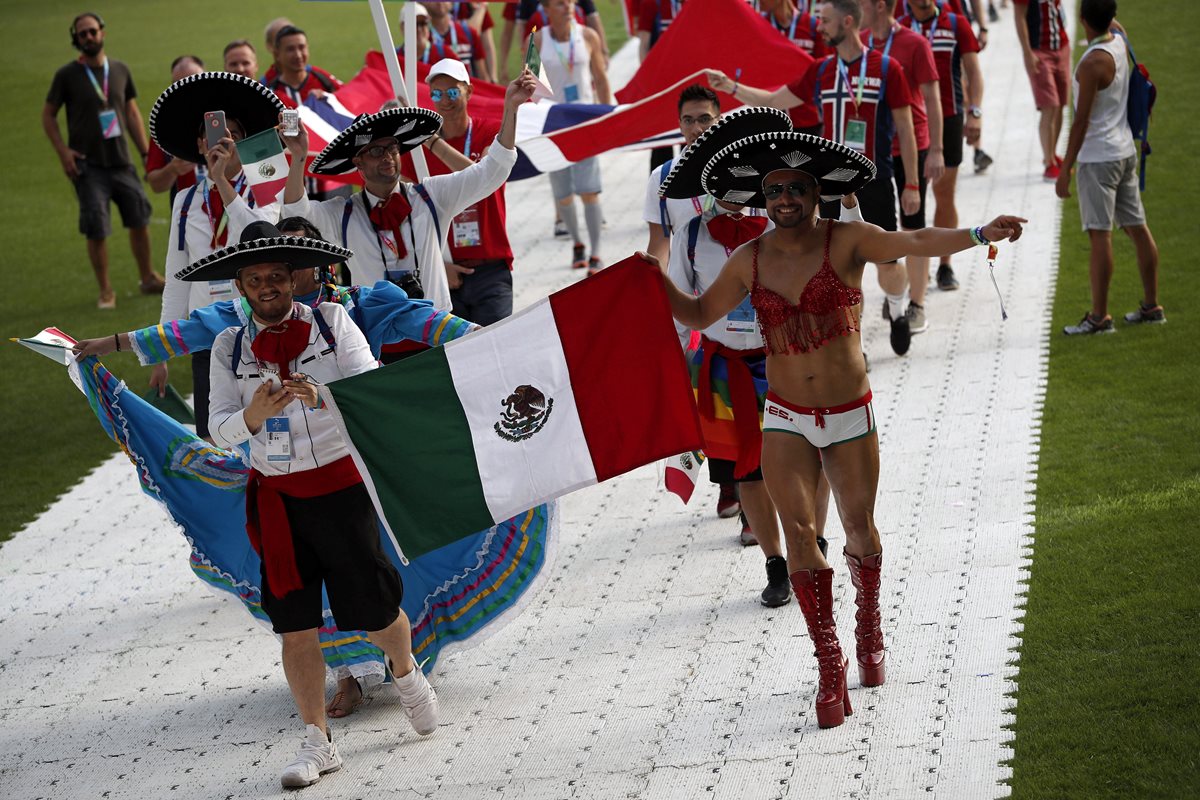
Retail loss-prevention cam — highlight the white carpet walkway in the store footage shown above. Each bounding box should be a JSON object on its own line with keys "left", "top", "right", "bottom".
{"left": 0, "top": 12, "right": 1062, "bottom": 799}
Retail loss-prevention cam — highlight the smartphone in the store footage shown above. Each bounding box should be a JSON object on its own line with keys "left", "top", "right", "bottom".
{"left": 280, "top": 109, "right": 300, "bottom": 137}
{"left": 204, "top": 110, "right": 227, "bottom": 150}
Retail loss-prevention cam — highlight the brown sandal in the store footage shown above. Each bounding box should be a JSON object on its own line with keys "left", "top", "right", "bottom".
{"left": 326, "top": 679, "right": 363, "bottom": 718}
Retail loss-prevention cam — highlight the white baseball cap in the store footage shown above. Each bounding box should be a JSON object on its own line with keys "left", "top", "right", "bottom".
{"left": 426, "top": 58, "right": 471, "bottom": 85}
{"left": 410, "top": 4, "right": 429, "bottom": 20}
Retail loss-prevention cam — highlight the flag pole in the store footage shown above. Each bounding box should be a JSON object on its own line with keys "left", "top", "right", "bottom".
{"left": 366, "top": 0, "right": 429, "bottom": 180}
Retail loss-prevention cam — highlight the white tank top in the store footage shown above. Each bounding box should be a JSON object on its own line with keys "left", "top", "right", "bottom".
{"left": 1074, "top": 35, "right": 1137, "bottom": 163}
{"left": 540, "top": 23, "right": 594, "bottom": 104}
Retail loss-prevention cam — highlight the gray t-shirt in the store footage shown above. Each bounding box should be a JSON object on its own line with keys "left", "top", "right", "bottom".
{"left": 46, "top": 57, "right": 138, "bottom": 168}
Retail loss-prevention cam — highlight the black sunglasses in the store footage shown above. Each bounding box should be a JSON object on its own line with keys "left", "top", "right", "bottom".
{"left": 763, "top": 181, "right": 815, "bottom": 200}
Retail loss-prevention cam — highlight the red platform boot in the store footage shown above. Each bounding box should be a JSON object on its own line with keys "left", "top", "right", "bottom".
{"left": 790, "top": 568, "right": 852, "bottom": 728}
{"left": 844, "top": 552, "right": 885, "bottom": 686}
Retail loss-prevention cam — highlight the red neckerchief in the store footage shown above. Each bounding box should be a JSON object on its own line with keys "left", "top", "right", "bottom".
{"left": 250, "top": 305, "right": 312, "bottom": 381}
{"left": 368, "top": 192, "right": 413, "bottom": 258}
{"left": 204, "top": 188, "right": 228, "bottom": 249}
{"left": 707, "top": 213, "right": 768, "bottom": 252}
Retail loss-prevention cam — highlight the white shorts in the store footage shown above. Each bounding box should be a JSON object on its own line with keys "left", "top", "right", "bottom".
{"left": 762, "top": 390, "right": 876, "bottom": 449}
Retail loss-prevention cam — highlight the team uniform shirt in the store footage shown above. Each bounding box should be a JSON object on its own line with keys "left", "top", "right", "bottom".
{"left": 429, "top": 20, "right": 486, "bottom": 74}
{"left": 1014, "top": 0, "right": 1069, "bottom": 51}
{"left": 161, "top": 176, "right": 279, "bottom": 322}
{"left": 262, "top": 64, "right": 344, "bottom": 108}
{"left": 786, "top": 49, "right": 914, "bottom": 177}
{"left": 452, "top": 2, "right": 495, "bottom": 32}
{"left": 540, "top": 25, "right": 595, "bottom": 104}
{"left": 642, "top": 161, "right": 714, "bottom": 236}
{"left": 507, "top": 0, "right": 592, "bottom": 39}
{"left": 862, "top": 26, "right": 937, "bottom": 155}
{"left": 282, "top": 138, "right": 518, "bottom": 311}
{"left": 899, "top": 7, "right": 980, "bottom": 117}
{"left": 764, "top": 8, "right": 826, "bottom": 129}
{"left": 209, "top": 302, "right": 376, "bottom": 476}
{"left": 668, "top": 209, "right": 772, "bottom": 350}
{"left": 400, "top": 117, "right": 513, "bottom": 268}
{"left": 145, "top": 140, "right": 200, "bottom": 191}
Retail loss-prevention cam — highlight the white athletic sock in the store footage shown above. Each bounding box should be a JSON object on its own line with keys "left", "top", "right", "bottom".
{"left": 559, "top": 202, "right": 582, "bottom": 245}
{"left": 583, "top": 201, "right": 604, "bottom": 260}
{"left": 887, "top": 291, "right": 909, "bottom": 319}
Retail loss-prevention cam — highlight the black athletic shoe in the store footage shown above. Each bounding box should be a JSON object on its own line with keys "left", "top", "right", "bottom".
{"left": 761, "top": 556, "right": 791, "bottom": 608}
{"left": 890, "top": 315, "right": 912, "bottom": 355}
{"left": 937, "top": 263, "right": 960, "bottom": 291}
{"left": 974, "top": 149, "right": 994, "bottom": 174}
{"left": 988, "top": 2, "right": 1000, "bottom": 23}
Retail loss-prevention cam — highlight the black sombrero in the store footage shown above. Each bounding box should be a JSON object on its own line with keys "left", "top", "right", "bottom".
{"left": 149, "top": 72, "right": 285, "bottom": 164}
{"left": 174, "top": 221, "right": 354, "bottom": 283}
{"left": 310, "top": 107, "right": 443, "bottom": 175}
{"left": 701, "top": 132, "right": 877, "bottom": 207}
{"left": 659, "top": 106, "right": 793, "bottom": 200}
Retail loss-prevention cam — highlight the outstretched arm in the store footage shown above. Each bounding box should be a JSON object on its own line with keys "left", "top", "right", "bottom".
{"left": 706, "top": 69, "right": 803, "bottom": 110}
{"left": 852, "top": 216, "right": 1027, "bottom": 265}
{"left": 649, "top": 246, "right": 753, "bottom": 331}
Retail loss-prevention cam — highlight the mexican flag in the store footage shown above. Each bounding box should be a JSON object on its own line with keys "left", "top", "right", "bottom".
{"left": 320, "top": 257, "right": 703, "bottom": 561}
{"left": 235, "top": 129, "right": 289, "bottom": 206}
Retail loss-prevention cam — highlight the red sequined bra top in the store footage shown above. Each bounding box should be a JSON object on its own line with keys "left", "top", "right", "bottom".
{"left": 750, "top": 219, "right": 863, "bottom": 355}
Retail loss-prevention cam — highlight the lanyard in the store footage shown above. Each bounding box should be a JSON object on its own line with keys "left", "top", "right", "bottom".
{"left": 868, "top": 25, "right": 897, "bottom": 59}
{"left": 910, "top": 10, "right": 939, "bottom": 45}
{"left": 459, "top": 121, "right": 473, "bottom": 158}
{"left": 363, "top": 190, "right": 420, "bottom": 279}
{"left": 549, "top": 21, "right": 577, "bottom": 71}
{"left": 690, "top": 194, "right": 715, "bottom": 217}
{"left": 81, "top": 57, "right": 109, "bottom": 104}
{"left": 432, "top": 21, "right": 459, "bottom": 51}
{"left": 202, "top": 174, "right": 249, "bottom": 241}
{"left": 837, "top": 49, "right": 870, "bottom": 113}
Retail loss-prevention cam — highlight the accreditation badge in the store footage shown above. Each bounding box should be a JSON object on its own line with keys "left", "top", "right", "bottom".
{"left": 98, "top": 108, "right": 122, "bottom": 140}
{"left": 265, "top": 417, "right": 292, "bottom": 462}
{"left": 725, "top": 295, "right": 758, "bottom": 334}
{"left": 843, "top": 119, "right": 867, "bottom": 154}
{"left": 563, "top": 84, "right": 580, "bottom": 103}
{"left": 452, "top": 204, "right": 482, "bottom": 248}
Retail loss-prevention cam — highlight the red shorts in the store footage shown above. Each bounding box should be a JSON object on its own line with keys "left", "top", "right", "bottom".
{"left": 1029, "top": 46, "right": 1071, "bottom": 109}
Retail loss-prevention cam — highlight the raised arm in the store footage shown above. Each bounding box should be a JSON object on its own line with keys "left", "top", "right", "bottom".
{"left": 706, "top": 69, "right": 803, "bottom": 110}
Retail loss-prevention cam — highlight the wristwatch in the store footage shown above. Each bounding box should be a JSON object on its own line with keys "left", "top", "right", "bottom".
{"left": 967, "top": 106, "right": 983, "bottom": 119}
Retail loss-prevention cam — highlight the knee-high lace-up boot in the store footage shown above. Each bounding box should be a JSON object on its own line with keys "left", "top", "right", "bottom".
{"left": 790, "top": 567, "right": 852, "bottom": 728}
{"left": 844, "top": 551, "right": 885, "bottom": 686}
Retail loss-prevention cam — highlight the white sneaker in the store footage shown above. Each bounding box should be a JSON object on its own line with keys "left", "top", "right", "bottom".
{"left": 391, "top": 657, "right": 439, "bottom": 735}
{"left": 280, "top": 724, "right": 342, "bottom": 789}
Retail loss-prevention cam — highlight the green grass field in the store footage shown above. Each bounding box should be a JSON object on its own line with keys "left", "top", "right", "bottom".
{"left": 0, "top": 0, "right": 629, "bottom": 539}
{"left": 1, "top": 1, "right": 1196, "bottom": 797}
{"left": 1007, "top": 2, "right": 1200, "bottom": 797}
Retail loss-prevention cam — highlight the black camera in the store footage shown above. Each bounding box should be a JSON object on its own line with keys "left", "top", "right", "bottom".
{"left": 392, "top": 271, "right": 424, "bottom": 300}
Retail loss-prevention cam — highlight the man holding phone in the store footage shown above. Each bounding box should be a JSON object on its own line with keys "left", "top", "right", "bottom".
{"left": 178, "top": 221, "right": 440, "bottom": 789}
{"left": 146, "top": 71, "right": 285, "bottom": 438}
{"left": 43, "top": 12, "right": 163, "bottom": 309}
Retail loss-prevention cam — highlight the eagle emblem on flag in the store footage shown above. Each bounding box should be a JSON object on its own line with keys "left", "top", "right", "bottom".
{"left": 495, "top": 385, "right": 554, "bottom": 442}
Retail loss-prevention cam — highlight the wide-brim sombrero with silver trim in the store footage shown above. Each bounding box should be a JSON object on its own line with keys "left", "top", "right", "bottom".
{"left": 310, "top": 107, "right": 443, "bottom": 175}
{"left": 149, "top": 72, "right": 285, "bottom": 164}
{"left": 701, "top": 132, "right": 877, "bottom": 207}
{"left": 659, "top": 106, "right": 793, "bottom": 200}
{"left": 174, "top": 221, "right": 354, "bottom": 282}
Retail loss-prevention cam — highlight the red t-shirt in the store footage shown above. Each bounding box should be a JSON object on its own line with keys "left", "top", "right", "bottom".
{"left": 786, "top": 49, "right": 913, "bottom": 177}
{"left": 145, "top": 140, "right": 197, "bottom": 191}
{"left": 430, "top": 20, "right": 486, "bottom": 74}
{"left": 766, "top": 9, "right": 827, "bottom": 129}
{"left": 898, "top": 8, "right": 980, "bottom": 117}
{"left": 1014, "top": 0, "right": 1069, "bottom": 51}
{"left": 861, "top": 26, "right": 936, "bottom": 155}
{"left": 400, "top": 116, "right": 513, "bottom": 267}
{"left": 262, "top": 65, "right": 344, "bottom": 108}
{"left": 452, "top": 2, "right": 494, "bottom": 32}
{"left": 638, "top": 0, "right": 685, "bottom": 36}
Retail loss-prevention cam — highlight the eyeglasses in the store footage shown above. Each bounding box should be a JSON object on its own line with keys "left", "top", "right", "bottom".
{"left": 763, "top": 181, "right": 815, "bottom": 200}
{"left": 359, "top": 142, "right": 401, "bottom": 158}
{"left": 679, "top": 114, "right": 716, "bottom": 127}
{"left": 76, "top": 28, "right": 102, "bottom": 38}
{"left": 429, "top": 87, "right": 463, "bottom": 103}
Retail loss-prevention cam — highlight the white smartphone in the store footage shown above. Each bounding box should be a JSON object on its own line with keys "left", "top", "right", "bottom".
{"left": 280, "top": 109, "right": 300, "bottom": 137}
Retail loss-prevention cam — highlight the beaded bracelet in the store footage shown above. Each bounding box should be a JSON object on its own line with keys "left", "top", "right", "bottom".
{"left": 969, "top": 226, "right": 990, "bottom": 246}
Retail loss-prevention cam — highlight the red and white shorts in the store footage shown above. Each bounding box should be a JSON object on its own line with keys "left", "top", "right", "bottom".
{"left": 763, "top": 390, "right": 876, "bottom": 449}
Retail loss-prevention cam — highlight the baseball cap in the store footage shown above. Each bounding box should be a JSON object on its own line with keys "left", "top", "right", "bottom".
{"left": 411, "top": 4, "right": 429, "bottom": 20}
{"left": 426, "top": 58, "right": 471, "bottom": 85}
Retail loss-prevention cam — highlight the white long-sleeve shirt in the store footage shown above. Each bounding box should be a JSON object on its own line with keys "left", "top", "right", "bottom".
{"left": 282, "top": 137, "right": 518, "bottom": 311}
{"left": 208, "top": 302, "right": 377, "bottom": 476}
{"left": 161, "top": 177, "right": 279, "bottom": 324}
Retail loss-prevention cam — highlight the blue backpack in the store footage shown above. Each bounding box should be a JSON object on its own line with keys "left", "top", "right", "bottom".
{"left": 1117, "top": 31, "right": 1156, "bottom": 189}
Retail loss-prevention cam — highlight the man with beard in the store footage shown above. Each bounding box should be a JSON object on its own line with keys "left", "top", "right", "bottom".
{"left": 43, "top": 12, "right": 163, "bottom": 308}
{"left": 655, "top": 129, "right": 1024, "bottom": 729}
{"left": 184, "top": 221, "right": 441, "bottom": 788}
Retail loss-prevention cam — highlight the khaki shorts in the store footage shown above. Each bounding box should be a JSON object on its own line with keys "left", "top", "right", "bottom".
{"left": 1077, "top": 154, "right": 1146, "bottom": 231}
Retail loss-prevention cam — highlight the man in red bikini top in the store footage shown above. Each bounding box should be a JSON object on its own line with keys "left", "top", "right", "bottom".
{"left": 656, "top": 126, "right": 1024, "bottom": 731}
